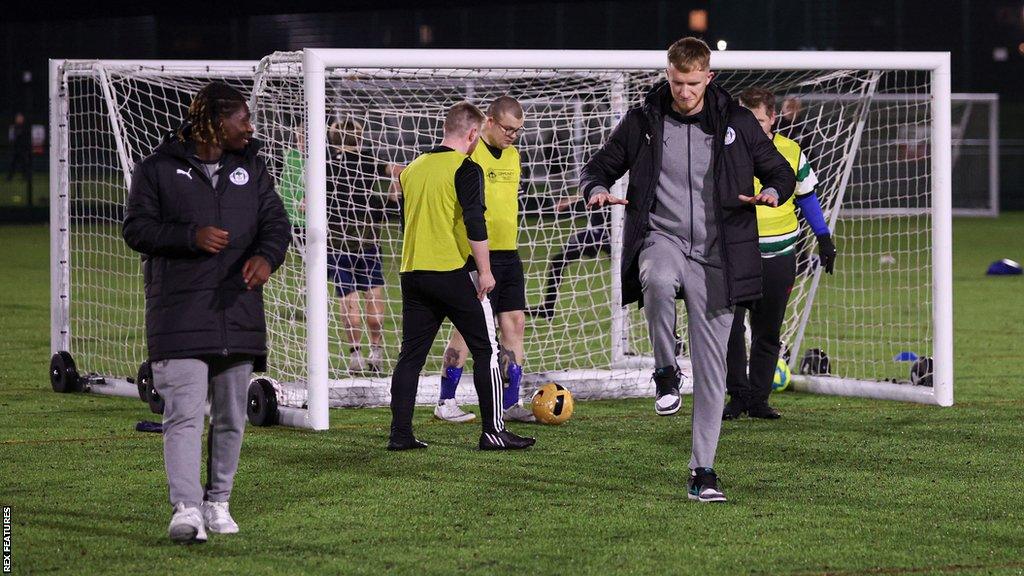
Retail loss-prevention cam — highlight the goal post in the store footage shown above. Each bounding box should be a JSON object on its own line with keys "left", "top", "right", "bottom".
{"left": 50, "top": 49, "right": 954, "bottom": 431}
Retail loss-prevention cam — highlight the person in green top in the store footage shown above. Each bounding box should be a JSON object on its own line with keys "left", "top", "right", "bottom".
{"left": 723, "top": 87, "right": 836, "bottom": 421}
{"left": 278, "top": 123, "right": 306, "bottom": 231}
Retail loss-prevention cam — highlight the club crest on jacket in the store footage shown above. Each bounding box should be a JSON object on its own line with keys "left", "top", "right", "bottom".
{"left": 230, "top": 167, "right": 250, "bottom": 186}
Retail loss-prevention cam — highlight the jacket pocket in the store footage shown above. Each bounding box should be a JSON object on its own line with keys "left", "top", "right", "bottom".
{"left": 227, "top": 290, "right": 266, "bottom": 334}
{"left": 144, "top": 257, "right": 164, "bottom": 298}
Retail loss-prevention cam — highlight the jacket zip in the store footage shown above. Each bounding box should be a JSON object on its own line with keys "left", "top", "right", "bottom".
{"left": 686, "top": 123, "right": 694, "bottom": 258}
{"left": 641, "top": 108, "right": 661, "bottom": 231}
{"left": 215, "top": 165, "right": 229, "bottom": 356}
{"left": 194, "top": 157, "right": 231, "bottom": 357}
{"left": 710, "top": 97, "right": 734, "bottom": 305}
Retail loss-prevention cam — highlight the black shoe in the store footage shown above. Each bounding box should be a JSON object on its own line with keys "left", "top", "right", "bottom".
{"left": 746, "top": 402, "right": 781, "bottom": 419}
{"left": 479, "top": 429, "right": 536, "bottom": 450}
{"left": 387, "top": 437, "right": 429, "bottom": 451}
{"left": 526, "top": 306, "right": 554, "bottom": 321}
{"left": 687, "top": 467, "right": 727, "bottom": 502}
{"left": 653, "top": 366, "right": 682, "bottom": 416}
{"left": 722, "top": 398, "right": 746, "bottom": 420}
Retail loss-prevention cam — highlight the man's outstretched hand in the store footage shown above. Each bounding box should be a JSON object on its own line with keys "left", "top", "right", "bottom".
{"left": 738, "top": 193, "right": 779, "bottom": 207}
{"left": 586, "top": 191, "right": 629, "bottom": 209}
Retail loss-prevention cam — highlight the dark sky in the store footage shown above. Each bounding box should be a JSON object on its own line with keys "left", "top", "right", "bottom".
{"left": 4, "top": 0, "right": 1023, "bottom": 207}
{"left": 4, "top": 0, "right": 1024, "bottom": 118}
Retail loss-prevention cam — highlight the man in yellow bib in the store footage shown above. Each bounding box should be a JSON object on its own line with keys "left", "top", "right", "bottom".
{"left": 432, "top": 97, "right": 536, "bottom": 423}
{"left": 389, "top": 101, "right": 535, "bottom": 451}
{"left": 723, "top": 87, "right": 836, "bottom": 420}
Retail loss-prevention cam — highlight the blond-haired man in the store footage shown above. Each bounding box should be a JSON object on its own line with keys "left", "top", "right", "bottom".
{"left": 580, "top": 38, "right": 796, "bottom": 502}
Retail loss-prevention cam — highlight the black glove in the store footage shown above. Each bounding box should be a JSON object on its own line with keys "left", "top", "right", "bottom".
{"left": 816, "top": 233, "right": 836, "bottom": 274}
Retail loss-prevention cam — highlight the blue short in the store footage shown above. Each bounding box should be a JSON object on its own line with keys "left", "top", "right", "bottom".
{"left": 328, "top": 245, "right": 385, "bottom": 297}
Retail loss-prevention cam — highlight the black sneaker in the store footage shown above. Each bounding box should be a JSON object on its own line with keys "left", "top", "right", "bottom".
{"left": 653, "top": 366, "right": 682, "bottom": 416}
{"left": 722, "top": 398, "right": 746, "bottom": 420}
{"left": 687, "top": 468, "right": 727, "bottom": 503}
{"left": 746, "top": 402, "right": 781, "bottom": 419}
{"left": 387, "top": 436, "right": 429, "bottom": 451}
{"left": 479, "top": 429, "right": 536, "bottom": 450}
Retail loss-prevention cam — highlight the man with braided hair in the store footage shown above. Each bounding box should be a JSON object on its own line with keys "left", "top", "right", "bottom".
{"left": 123, "top": 81, "right": 291, "bottom": 542}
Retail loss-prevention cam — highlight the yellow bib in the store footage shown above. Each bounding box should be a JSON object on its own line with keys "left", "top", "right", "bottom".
{"left": 398, "top": 150, "right": 472, "bottom": 272}
{"left": 471, "top": 142, "right": 521, "bottom": 250}
{"left": 754, "top": 134, "right": 802, "bottom": 239}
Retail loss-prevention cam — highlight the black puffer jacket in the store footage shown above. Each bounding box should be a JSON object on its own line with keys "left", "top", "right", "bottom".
{"left": 122, "top": 127, "right": 291, "bottom": 368}
{"left": 580, "top": 80, "right": 795, "bottom": 309}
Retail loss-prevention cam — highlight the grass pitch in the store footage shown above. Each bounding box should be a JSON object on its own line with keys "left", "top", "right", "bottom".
{"left": 1, "top": 216, "right": 1023, "bottom": 575}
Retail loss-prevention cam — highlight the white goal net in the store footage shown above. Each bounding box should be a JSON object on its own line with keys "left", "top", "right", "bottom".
{"left": 51, "top": 50, "right": 953, "bottom": 429}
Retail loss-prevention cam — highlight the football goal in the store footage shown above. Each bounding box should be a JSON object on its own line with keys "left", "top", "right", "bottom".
{"left": 49, "top": 49, "right": 953, "bottom": 430}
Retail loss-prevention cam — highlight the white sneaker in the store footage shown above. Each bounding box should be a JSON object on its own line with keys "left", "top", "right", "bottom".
{"left": 433, "top": 398, "right": 476, "bottom": 422}
{"left": 203, "top": 500, "right": 239, "bottom": 534}
{"left": 367, "top": 346, "right": 383, "bottom": 373}
{"left": 349, "top": 350, "right": 366, "bottom": 373}
{"left": 168, "top": 502, "right": 207, "bottom": 543}
{"left": 655, "top": 392, "right": 682, "bottom": 416}
{"left": 503, "top": 402, "right": 537, "bottom": 423}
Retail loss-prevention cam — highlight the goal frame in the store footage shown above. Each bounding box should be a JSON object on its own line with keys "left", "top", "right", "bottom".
{"left": 50, "top": 50, "right": 953, "bottom": 431}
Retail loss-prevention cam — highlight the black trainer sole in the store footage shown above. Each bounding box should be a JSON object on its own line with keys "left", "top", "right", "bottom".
{"left": 387, "top": 439, "right": 428, "bottom": 451}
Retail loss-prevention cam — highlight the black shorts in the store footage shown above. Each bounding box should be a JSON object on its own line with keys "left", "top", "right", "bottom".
{"left": 488, "top": 251, "right": 526, "bottom": 314}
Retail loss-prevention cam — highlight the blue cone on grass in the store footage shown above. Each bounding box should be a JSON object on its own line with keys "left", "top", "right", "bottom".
{"left": 987, "top": 259, "right": 1022, "bottom": 276}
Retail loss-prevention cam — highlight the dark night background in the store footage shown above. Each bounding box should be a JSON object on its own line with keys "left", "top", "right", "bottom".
{"left": 3, "top": 0, "right": 1024, "bottom": 209}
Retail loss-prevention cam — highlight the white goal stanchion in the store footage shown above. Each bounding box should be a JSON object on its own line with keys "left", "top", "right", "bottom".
{"left": 50, "top": 50, "right": 953, "bottom": 431}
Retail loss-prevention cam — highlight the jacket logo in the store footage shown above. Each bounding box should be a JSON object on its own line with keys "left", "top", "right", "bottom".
{"left": 229, "top": 167, "right": 249, "bottom": 186}
{"left": 176, "top": 168, "right": 193, "bottom": 180}
{"left": 724, "top": 127, "right": 736, "bottom": 146}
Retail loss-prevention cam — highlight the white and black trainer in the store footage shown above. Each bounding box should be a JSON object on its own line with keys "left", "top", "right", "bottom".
{"left": 687, "top": 468, "right": 727, "bottom": 503}
{"left": 653, "top": 366, "right": 682, "bottom": 416}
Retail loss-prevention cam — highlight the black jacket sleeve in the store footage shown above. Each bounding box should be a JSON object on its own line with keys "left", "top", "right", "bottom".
{"left": 455, "top": 158, "right": 487, "bottom": 242}
{"left": 251, "top": 158, "right": 292, "bottom": 271}
{"left": 579, "top": 110, "right": 636, "bottom": 202}
{"left": 743, "top": 110, "right": 796, "bottom": 204}
{"left": 122, "top": 159, "right": 198, "bottom": 257}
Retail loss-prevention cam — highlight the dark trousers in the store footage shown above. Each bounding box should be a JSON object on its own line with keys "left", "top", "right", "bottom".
{"left": 540, "top": 228, "right": 610, "bottom": 311}
{"left": 726, "top": 252, "right": 796, "bottom": 405}
{"left": 390, "top": 269, "right": 504, "bottom": 440}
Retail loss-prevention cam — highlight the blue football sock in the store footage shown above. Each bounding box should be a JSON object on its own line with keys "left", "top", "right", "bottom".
{"left": 439, "top": 366, "right": 463, "bottom": 402}
{"left": 503, "top": 362, "right": 522, "bottom": 410}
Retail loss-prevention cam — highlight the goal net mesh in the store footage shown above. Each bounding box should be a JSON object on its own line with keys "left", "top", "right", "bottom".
{"left": 56, "top": 56, "right": 935, "bottom": 408}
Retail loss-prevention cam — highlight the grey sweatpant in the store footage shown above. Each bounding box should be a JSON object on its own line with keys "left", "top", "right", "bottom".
{"left": 639, "top": 232, "right": 734, "bottom": 470}
{"left": 152, "top": 355, "right": 252, "bottom": 509}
